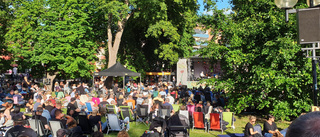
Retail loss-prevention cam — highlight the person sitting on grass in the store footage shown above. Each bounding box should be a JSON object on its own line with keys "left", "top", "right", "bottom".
{"left": 244, "top": 116, "right": 262, "bottom": 137}
{"left": 262, "top": 114, "right": 286, "bottom": 137}
{"left": 25, "top": 99, "right": 34, "bottom": 113}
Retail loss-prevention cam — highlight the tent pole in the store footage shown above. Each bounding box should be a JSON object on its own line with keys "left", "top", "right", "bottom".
{"left": 123, "top": 76, "right": 125, "bottom": 88}
{"left": 140, "top": 76, "right": 141, "bottom": 90}
{"left": 92, "top": 74, "right": 94, "bottom": 88}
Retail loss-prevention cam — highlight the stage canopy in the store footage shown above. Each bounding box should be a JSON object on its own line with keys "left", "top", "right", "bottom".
{"left": 94, "top": 62, "right": 141, "bottom": 77}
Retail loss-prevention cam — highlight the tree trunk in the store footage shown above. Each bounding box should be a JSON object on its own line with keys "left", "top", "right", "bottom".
{"left": 47, "top": 72, "right": 57, "bottom": 92}
{"left": 108, "top": 47, "right": 117, "bottom": 68}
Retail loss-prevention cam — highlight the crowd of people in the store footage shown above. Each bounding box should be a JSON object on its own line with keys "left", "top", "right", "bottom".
{"left": 0, "top": 75, "right": 317, "bottom": 137}
{"left": 0, "top": 75, "right": 231, "bottom": 137}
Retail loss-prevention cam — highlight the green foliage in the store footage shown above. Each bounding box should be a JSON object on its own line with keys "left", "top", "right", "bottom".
{"left": 5, "top": 0, "right": 98, "bottom": 79}
{"left": 0, "top": 1, "right": 14, "bottom": 71}
{"left": 118, "top": 0, "right": 198, "bottom": 72}
{"left": 199, "top": 0, "right": 313, "bottom": 120}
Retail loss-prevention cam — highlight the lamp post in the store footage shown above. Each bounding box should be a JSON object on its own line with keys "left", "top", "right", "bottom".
{"left": 275, "top": 0, "right": 320, "bottom": 106}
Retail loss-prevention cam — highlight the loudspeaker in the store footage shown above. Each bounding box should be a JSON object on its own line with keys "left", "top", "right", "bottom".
{"left": 298, "top": 7, "right": 320, "bottom": 44}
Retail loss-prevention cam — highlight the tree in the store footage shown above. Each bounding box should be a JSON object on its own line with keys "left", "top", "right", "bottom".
{"left": 6, "top": 0, "right": 98, "bottom": 91}
{"left": 0, "top": 0, "right": 13, "bottom": 72}
{"left": 199, "top": 0, "right": 313, "bottom": 120}
{"left": 94, "top": 0, "right": 197, "bottom": 70}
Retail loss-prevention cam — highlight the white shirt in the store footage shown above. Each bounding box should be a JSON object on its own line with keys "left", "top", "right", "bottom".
{"left": 136, "top": 98, "right": 144, "bottom": 105}
{"left": 168, "top": 96, "right": 175, "bottom": 104}
{"left": 159, "top": 91, "right": 166, "bottom": 97}
{"left": 13, "top": 67, "right": 17, "bottom": 75}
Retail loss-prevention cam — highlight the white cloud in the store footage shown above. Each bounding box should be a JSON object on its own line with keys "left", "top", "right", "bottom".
{"left": 203, "top": 10, "right": 213, "bottom": 15}
{"left": 202, "top": 9, "right": 233, "bottom": 16}
{"left": 223, "top": 9, "right": 233, "bottom": 15}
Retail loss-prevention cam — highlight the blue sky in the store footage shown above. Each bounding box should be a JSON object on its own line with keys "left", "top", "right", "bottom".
{"left": 198, "top": 0, "right": 233, "bottom": 15}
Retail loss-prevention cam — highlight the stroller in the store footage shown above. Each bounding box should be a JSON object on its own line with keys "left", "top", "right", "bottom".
{"left": 166, "top": 114, "right": 190, "bottom": 137}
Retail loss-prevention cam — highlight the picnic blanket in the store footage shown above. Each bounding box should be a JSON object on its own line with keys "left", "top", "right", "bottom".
{"left": 217, "top": 133, "right": 244, "bottom": 137}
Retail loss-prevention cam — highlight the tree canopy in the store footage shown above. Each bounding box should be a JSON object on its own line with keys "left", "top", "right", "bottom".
{"left": 198, "top": 0, "right": 313, "bottom": 120}
{"left": 5, "top": 0, "right": 98, "bottom": 84}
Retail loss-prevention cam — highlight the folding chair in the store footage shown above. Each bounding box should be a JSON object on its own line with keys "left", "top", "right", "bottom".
{"left": 222, "top": 112, "right": 235, "bottom": 130}
{"left": 106, "top": 114, "right": 125, "bottom": 134}
{"left": 193, "top": 112, "right": 206, "bottom": 132}
{"left": 136, "top": 104, "right": 149, "bottom": 126}
{"left": 119, "top": 106, "right": 134, "bottom": 121}
{"left": 78, "top": 112, "right": 92, "bottom": 134}
{"left": 28, "top": 119, "right": 50, "bottom": 136}
{"left": 49, "top": 121, "right": 64, "bottom": 137}
{"left": 167, "top": 114, "right": 190, "bottom": 137}
{"left": 106, "top": 105, "right": 117, "bottom": 114}
{"left": 158, "top": 105, "right": 171, "bottom": 119}
{"left": 207, "top": 113, "right": 223, "bottom": 133}
{"left": 179, "top": 110, "right": 189, "bottom": 120}
{"left": 86, "top": 102, "right": 93, "bottom": 113}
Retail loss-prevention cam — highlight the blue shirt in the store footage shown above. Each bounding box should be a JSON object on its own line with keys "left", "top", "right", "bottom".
{"left": 42, "top": 110, "right": 51, "bottom": 122}
{"left": 162, "top": 102, "right": 173, "bottom": 112}
{"left": 6, "top": 93, "right": 14, "bottom": 98}
{"left": 33, "top": 102, "right": 41, "bottom": 111}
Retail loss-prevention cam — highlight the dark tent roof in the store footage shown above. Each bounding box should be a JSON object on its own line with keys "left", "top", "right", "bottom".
{"left": 94, "top": 62, "right": 141, "bottom": 77}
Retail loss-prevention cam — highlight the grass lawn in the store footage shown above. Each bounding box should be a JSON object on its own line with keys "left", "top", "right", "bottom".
{"left": 102, "top": 104, "right": 291, "bottom": 137}
{"left": 21, "top": 105, "right": 290, "bottom": 137}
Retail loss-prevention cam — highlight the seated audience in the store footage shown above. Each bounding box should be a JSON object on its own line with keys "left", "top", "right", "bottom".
{"left": 5, "top": 115, "right": 37, "bottom": 137}
{"left": 286, "top": 111, "right": 320, "bottom": 137}
{"left": 244, "top": 116, "right": 261, "bottom": 137}
{"left": 32, "top": 107, "right": 50, "bottom": 130}
{"left": 67, "top": 119, "right": 83, "bottom": 137}
{"left": 51, "top": 109, "right": 74, "bottom": 129}
{"left": 25, "top": 99, "right": 34, "bottom": 113}
{"left": 262, "top": 115, "right": 286, "bottom": 137}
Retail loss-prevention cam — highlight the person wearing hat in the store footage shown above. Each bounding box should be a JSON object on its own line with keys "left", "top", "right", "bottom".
{"left": 5, "top": 115, "right": 37, "bottom": 137}
{"left": 32, "top": 107, "right": 50, "bottom": 130}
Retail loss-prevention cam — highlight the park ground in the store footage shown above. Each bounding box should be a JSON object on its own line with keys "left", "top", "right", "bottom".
{"left": 98, "top": 104, "right": 291, "bottom": 137}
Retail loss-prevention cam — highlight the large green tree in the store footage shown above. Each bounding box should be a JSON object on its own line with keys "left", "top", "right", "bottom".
{"left": 199, "top": 0, "right": 313, "bottom": 120}
{"left": 117, "top": 0, "right": 198, "bottom": 73}
{"left": 93, "top": 0, "right": 197, "bottom": 71}
{"left": 0, "top": 0, "right": 13, "bottom": 71}
{"left": 6, "top": 0, "right": 98, "bottom": 90}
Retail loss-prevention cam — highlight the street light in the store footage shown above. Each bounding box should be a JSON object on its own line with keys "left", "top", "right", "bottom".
{"left": 307, "top": 0, "right": 320, "bottom": 7}
{"left": 274, "top": 0, "right": 298, "bottom": 9}
{"left": 275, "top": 0, "right": 320, "bottom": 106}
